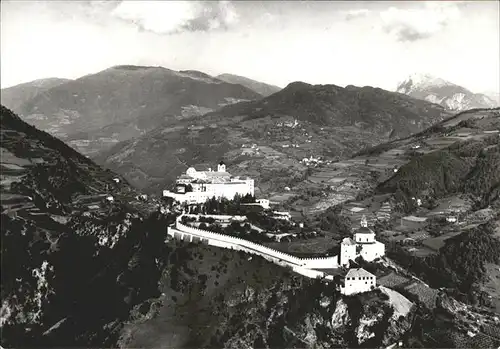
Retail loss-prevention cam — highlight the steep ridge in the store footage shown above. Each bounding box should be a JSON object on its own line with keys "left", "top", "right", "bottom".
{"left": 373, "top": 108, "right": 500, "bottom": 211}
{"left": 217, "top": 73, "right": 282, "bottom": 96}
{"left": 97, "top": 81, "right": 450, "bottom": 194}
{"left": 6, "top": 66, "right": 262, "bottom": 155}
{"left": 0, "top": 104, "right": 168, "bottom": 346}
{"left": 396, "top": 73, "right": 498, "bottom": 111}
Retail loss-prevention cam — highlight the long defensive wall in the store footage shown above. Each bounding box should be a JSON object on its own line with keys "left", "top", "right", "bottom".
{"left": 167, "top": 215, "right": 339, "bottom": 280}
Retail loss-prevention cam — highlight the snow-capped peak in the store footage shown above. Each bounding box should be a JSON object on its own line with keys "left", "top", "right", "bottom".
{"left": 396, "top": 73, "right": 499, "bottom": 111}
{"left": 396, "top": 73, "right": 452, "bottom": 94}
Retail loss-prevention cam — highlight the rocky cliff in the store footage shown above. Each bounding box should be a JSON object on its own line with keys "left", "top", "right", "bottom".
{"left": 0, "top": 104, "right": 172, "bottom": 346}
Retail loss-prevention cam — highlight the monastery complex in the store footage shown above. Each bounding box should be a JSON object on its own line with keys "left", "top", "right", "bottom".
{"left": 163, "top": 161, "right": 254, "bottom": 204}
{"left": 164, "top": 161, "right": 386, "bottom": 296}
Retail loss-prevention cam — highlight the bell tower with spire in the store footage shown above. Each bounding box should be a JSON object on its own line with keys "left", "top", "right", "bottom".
{"left": 217, "top": 161, "right": 226, "bottom": 172}
{"left": 354, "top": 215, "right": 376, "bottom": 244}
{"left": 360, "top": 215, "right": 368, "bottom": 228}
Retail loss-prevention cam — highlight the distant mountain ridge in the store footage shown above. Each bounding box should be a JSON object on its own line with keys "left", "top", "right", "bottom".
{"left": 396, "top": 73, "right": 498, "bottom": 111}
{"left": 483, "top": 90, "right": 500, "bottom": 105}
{"left": 2, "top": 65, "right": 263, "bottom": 156}
{"left": 97, "top": 81, "right": 450, "bottom": 194}
{"left": 214, "top": 81, "right": 449, "bottom": 133}
{"left": 217, "top": 73, "right": 282, "bottom": 97}
{"left": 1, "top": 77, "right": 71, "bottom": 112}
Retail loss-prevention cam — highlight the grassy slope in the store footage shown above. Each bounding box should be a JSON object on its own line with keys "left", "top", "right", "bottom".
{"left": 373, "top": 108, "right": 500, "bottom": 212}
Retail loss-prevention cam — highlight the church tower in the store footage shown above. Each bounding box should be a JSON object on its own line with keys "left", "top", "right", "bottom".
{"left": 340, "top": 237, "right": 357, "bottom": 267}
{"left": 354, "top": 215, "right": 376, "bottom": 244}
{"left": 360, "top": 215, "right": 368, "bottom": 228}
{"left": 217, "top": 161, "right": 226, "bottom": 172}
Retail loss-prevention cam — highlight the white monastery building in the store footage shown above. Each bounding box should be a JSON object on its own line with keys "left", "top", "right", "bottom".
{"left": 339, "top": 215, "right": 385, "bottom": 267}
{"left": 163, "top": 161, "right": 255, "bottom": 204}
{"left": 256, "top": 199, "right": 270, "bottom": 209}
{"left": 340, "top": 268, "right": 377, "bottom": 295}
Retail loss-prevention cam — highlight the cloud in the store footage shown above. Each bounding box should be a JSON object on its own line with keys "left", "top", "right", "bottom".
{"left": 111, "top": 0, "right": 239, "bottom": 35}
{"left": 343, "top": 9, "right": 370, "bottom": 21}
{"left": 380, "top": 2, "right": 461, "bottom": 42}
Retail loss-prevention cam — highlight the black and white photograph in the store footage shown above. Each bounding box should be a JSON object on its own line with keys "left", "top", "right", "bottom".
{"left": 1, "top": 0, "right": 499, "bottom": 348}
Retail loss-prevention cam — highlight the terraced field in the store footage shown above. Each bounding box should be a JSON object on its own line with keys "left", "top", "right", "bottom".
{"left": 404, "top": 282, "right": 439, "bottom": 309}
{"left": 378, "top": 272, "right": 411, "bottom": 288}
{"left": 285, "top": 108, "right": 499, "bottom": 228}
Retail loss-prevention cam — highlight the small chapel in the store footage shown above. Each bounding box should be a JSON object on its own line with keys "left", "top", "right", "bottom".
{"left": 339, "top": 215, "right": 385, "bottom": 267}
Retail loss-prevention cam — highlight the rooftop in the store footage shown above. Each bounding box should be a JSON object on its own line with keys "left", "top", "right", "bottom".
{"left": 342, "top": 237, "right": 356, "bottom": 246}
{"left": 345, "top": 268, "right": 375, "bottom": 279}
{"left": 355, "top": 226, "right": 375, "bottom": 235}
{"left": 202, "top": 171, "right": 231, "bottom": 177}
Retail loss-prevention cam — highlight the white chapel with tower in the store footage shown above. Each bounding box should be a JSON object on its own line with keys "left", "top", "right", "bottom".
{"left": 339, "top": 215, "right": 385, "bottom": 267}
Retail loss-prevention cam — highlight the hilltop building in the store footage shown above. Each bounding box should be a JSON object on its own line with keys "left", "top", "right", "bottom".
{"left": 163, "top": 161, "right": 255, "bottom": 205}
{"left": 339, "top": 215, "right": 385, "bottom": 267}
{"left": 340, "top": 268, "right": 376, "bottom": 295}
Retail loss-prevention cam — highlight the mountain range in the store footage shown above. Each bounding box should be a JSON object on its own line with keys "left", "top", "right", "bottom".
{"left": 484, "top": 91, "right": 500, "bottom": 105}
{"left": 396, "top": 73, "right": 498, "bottom": 112}
{"left": 216, "top": 73, "right": 282, "bottom": 97}
{"left": 2, "top": 63, "right": 499, "bottom": 349}
{"left": 95, "top": 80, "right": 450, "bottom": 194}
{"left": 1, "top": 77, "right": 71, "bottom": 112}
{"left": 1, "top": 66, "right": 263, "bottom": 156}
{"left": 3, "top": 103, "right": 499, "bottom": 348}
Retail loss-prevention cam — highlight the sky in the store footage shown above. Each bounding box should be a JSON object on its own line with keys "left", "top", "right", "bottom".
{"left": 1, "top": 0, "right": 499, "bottom": 94}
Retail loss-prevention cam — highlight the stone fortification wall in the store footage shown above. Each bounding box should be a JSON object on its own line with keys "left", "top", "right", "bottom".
{"left": 183, "top": 214, "right": 247, "bottom": 221}
{"left": 168, "top": 215, "right": 338, "bottom": 279}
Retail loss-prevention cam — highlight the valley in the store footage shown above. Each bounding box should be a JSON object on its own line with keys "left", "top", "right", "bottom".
{"left": 3, "top": 98, "right": 499, "bottom": 348}
{"left": 1, "top": 48, "right": 500, "bottom": 349}
{"left": 3, "top": 1, "right": 500, "bottom": 347}
{"left": 96, "top": 81, "right": 450, "bottom": 194}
